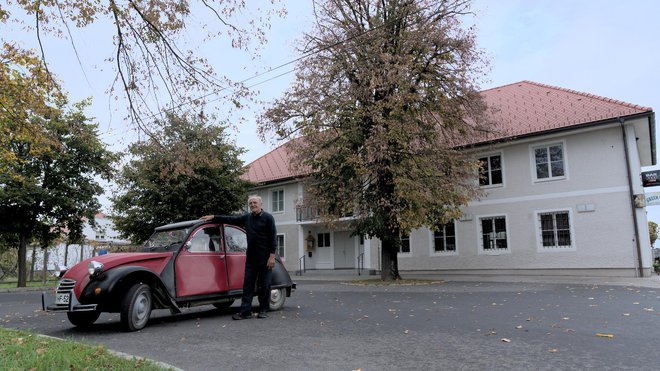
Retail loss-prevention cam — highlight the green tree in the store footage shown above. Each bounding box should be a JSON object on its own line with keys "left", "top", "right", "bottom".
{"left": 649, "top": 221, "right": 658, "bottom": 247}
{"left": 0, "top": 83, "right": 117, "bottom": 287}
{"left": 112, "top": 113, "right": 251, "bottom": 243}
{"left": 260, "top": 0, "right": 491, "bottom": 280}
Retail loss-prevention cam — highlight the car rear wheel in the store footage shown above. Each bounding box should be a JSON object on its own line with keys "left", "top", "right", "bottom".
{"left": 269, "top": 287, "right": 286, "bottom": 311}
{"left": 67, "top": 310, "right": 100, "bottom": 327}
{"left": 120, "top": 283, "right": 152, "bottom": 332}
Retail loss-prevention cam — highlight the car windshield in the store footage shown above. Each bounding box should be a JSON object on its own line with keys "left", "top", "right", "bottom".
{"left": 143, "top": 228, "right": 191, "bottom": 251}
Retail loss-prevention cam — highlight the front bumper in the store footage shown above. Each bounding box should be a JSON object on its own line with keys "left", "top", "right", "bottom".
{"left": 42, "top": 279, "right": 97, "bottom": 312}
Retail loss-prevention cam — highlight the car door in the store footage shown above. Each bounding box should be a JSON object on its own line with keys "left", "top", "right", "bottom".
{"left": 223, "top": 225, "right": 247, "bottom": 291}
{"left": 174, "top": 225, "right": 229, "bottom": 297}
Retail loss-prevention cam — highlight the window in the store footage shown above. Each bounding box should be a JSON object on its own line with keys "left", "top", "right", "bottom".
{"left": 434, "top": 222, "right": 456, "bottom": 252}
{"left": 480, "top": 216, "right": 508, "bottom": 251}
{"left": 317, "top": 233, "right": 331, "bottom": 247}
{"left": 271, "top": 189, "right": 284, "bottom": 213}
{"left": 534, "top": 143, "right": 565, "bottom": 180}
{"left": 224, "top": 226, "right": 247, "bottom": 252}
{"left": 399, "top": 233, "right": 410, "bottom": 254}
{"left": 189, "top": 227, "right": 220, "bottom": 252}
{"left": 538, "top": 211, "right": 572, "bottom": 248}
{"left": 479, "top": 154, "right": 502, "bottom": 187}
{"left": 276, "top": 234, "right": 285, "bottom": 259}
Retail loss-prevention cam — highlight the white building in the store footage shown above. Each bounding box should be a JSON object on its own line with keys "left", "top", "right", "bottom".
{"left": 30, "top": 212, "right": 130, "bottom": 272}
{"left": 243, "top": 81, "right": 656, "bottom": 277}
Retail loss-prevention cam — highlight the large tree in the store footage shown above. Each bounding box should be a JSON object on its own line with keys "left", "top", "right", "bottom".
{"left": 1, "top": 0, "right": 285, "bottom": 132}
{"left": 112, "top": 112, "right": 251, "bottom": 243}
{"left": 260, "top": 0, "right": 492, "bottom": 280}
{"left": 0, "top": 44, "right": 117, "bottom": 286}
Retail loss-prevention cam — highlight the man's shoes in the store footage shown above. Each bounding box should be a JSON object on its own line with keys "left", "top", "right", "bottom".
{"left": 232, "top": 313, "right": 251, "bottom": 320}
{"left": 257, "top": 311, "right": 268, "bottom": 319}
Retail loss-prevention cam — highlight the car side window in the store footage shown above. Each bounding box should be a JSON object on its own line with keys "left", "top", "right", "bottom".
{"left": 224, "top": 226, "right": 247, "bottom": 253}
{"left": 188, "top": 227, "right": 220, "bottom": 252}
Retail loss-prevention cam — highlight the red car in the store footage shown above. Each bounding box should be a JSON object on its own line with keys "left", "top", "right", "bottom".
{"left": 42, "top": 220, "right": 296, "bottom": 331}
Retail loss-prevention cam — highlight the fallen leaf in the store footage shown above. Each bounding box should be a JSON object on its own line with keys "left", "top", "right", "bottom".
{"left": 548, "top": 348, "right": 558, "bottom": 353}
{"left": 501, "top": 338, "right": 511, "bottom": 343}
{"left": 515, "top": 325, "right": 523, "bottom": 329}
{"left": 596, "top": 333, "right": 614, "bottom": 338}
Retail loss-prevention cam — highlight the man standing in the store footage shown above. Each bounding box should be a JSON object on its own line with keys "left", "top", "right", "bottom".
{"left": 201, "top": 195, "right": 277, "bottom": 319}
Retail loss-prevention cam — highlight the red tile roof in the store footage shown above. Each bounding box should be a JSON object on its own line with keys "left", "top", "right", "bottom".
{"left": 243, "top": 80, "right": 653, "bottom": 184}
{"left": 481, "top": 80, "right": 652, "bottom": 140}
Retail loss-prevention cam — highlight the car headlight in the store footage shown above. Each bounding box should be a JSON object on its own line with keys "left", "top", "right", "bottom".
{"left": 88, "top": 260, "right": 104, "bottom": 277}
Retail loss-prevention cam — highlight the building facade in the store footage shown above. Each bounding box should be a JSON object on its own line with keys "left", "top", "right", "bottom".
{"left": 244, "top": 81, "right": 656, "bottom": 277}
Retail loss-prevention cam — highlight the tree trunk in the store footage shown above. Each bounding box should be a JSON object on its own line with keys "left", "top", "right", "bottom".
{"left": 29, "top": 243, "right": 36, "bottom": 282}
{"left": 64, "top": 243, "right": 69, "bottom": 267}
{"left": 17, "top": 234, "right": 28, "bottom": 288}
{"left": 380, "top": 234, "right": 402, "bottom": 281}
{"left": 41, "top": 248, "right": 49, "bottom": 284}
{"left": 80, "top": 243, "right": 84, "bottom": 263}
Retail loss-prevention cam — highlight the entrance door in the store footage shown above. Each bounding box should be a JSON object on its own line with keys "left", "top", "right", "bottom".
{"left": 333, "top": 231, "right": 355, "bottom": 268}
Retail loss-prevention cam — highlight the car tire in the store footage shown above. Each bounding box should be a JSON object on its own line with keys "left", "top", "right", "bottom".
{"left": 66, "top": 310, "right": 100, "bottom": 327}
{"left": 120, "top": 283, "right": 152, "bottom": 332}
{"left": 269, "top": 287, "right": 286, "bottom": 311}
{"left": 212, "top": 299, "right": 234, "bottom": 310}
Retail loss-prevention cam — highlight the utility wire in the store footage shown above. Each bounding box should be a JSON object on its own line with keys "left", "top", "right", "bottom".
{"left": 148, "top": 1, "right": 440, "bottom": 120}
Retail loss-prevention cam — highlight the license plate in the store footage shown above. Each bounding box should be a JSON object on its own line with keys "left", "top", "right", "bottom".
{"left": 55, "top": 293, "right": 70, "bottom": 305}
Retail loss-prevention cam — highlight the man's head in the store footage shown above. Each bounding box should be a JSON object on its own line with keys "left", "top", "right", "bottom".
{"left": 248, "top": 195, "right": 263, "bottom": 215}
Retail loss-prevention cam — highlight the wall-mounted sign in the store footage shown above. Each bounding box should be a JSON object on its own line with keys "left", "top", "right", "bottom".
{"left": 642, "top": 170, "right": 660, "bottom": 187}
{"left": 646, "top": 192, "right": 660, "bottom": 206}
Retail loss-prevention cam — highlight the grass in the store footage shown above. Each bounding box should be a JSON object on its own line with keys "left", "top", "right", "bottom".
{"left": 0, "top": 279, "right": 59, "bottom": 289}
{"left": 0, "top": 327, "right": 170, "bottom": 370}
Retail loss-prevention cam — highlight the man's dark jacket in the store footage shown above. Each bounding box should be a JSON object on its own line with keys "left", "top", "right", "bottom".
{"left": 211, "top": 211, "right": 277, "bottom": 262}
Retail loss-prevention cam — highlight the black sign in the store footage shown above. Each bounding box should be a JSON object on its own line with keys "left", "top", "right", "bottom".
{"left": 642, "top": 170, "right": 660, "bottom": 187}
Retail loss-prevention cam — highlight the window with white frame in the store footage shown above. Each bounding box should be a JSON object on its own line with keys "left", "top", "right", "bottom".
{"left": 480, "top": 216, "right": 508, "bottom": 251}
{"left": 276, "top": 234, "right": 285, "bottom": 259}
{"left": 271, "top": 189, "right": 284, "bottom": 213}
{"left": 479, "top": 154, "right": 503, "bottom": 187}
{"left": 399, "top": 233, "right": 410, "bottom": 254}
{"left": 538, "top": 211, "right": 572, "bottom": 248}
{"left": 434, "top": 221, "right": 456, "bottom": 252}
{"left": 533, "top": 143, "right": 565, "bottom": 181}
{"left": 317, "top": 232, "right": 331, "bottom": 247}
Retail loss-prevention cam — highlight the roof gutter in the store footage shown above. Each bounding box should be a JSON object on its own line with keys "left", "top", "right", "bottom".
{"left": 619, "top": 117, "right": 644, "bottom": 277}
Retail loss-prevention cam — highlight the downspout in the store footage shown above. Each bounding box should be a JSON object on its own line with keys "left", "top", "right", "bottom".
{"left": 620, "top": 117, "right": 644, "bottom": 277}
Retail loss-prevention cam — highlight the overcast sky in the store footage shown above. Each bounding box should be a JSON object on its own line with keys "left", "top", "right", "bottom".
{"left": 6, "top": 0, "right": 660, "bottom": 219}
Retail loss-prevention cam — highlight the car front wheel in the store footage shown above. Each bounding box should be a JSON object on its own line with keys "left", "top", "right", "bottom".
{"left": 67, "top": 310, "right": 100, "bottom": 328}
{"left": 269, "top": 287, "right": 286, "bottom": 311}
{"left": 120, "top": 283, "right": 152, "bottom": 332}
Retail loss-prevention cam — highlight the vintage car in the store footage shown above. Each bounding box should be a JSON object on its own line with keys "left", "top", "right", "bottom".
{"left": 42, "top": 219, "right": 296, "bottom": 331}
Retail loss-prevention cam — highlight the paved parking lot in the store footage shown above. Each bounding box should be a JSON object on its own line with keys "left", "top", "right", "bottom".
{"left": 2, "top": 272, "right": 660, "bottom": 370}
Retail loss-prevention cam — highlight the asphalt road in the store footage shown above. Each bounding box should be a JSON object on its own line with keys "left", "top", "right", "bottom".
{"left": 2, "top": 279, "right": 660, "bottom": 370}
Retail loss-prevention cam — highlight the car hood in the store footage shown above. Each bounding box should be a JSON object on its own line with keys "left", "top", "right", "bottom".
{"left": 62, "top": 252, "right": 173, "bottom": 281}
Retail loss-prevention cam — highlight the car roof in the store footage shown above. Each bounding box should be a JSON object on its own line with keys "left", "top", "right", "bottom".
{"left": 154, "top": 220, "right": 208, "bottom": 232}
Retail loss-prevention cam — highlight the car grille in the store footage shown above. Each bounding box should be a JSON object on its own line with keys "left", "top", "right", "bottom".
{"left": 57, "top": 278, "right": 76, "bottom": 294}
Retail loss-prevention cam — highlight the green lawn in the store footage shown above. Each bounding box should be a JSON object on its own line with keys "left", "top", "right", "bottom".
{"left": 0, "top": 279, "right": 58, "bottom": 289}
{"left": 0, "top": 327, "right": 171, "bottom": 370}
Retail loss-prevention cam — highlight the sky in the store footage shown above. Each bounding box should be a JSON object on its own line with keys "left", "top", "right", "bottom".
{"left": 5, "top": 0, "right": 660, "bottom": 219}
